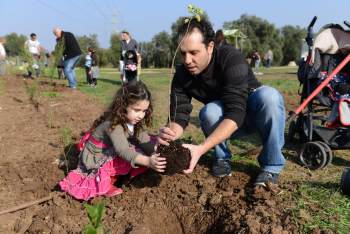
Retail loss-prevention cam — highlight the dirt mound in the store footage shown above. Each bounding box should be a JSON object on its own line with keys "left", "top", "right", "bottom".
{"left": 0, "top": 76, "right": 297, "bottom": 233}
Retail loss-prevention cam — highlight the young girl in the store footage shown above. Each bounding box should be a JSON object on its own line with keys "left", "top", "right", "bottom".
{"left": 59, "top": 81, "right": 166, "bottom": 200}
{"left": 84, "top": 47, "right": 98, "bottom": 86}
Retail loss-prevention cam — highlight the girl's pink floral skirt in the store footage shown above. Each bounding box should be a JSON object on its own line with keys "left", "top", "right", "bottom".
{"left": 59, "top": 157, "right": 147, "bottom": 201}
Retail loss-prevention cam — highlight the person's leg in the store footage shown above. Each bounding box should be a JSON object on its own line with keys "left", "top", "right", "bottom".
{"left": 33, "top": 55, "right": 40, "bottom": 78}
{"left": 91, "top": 66, "right": 99, "bottom": 86}
{"left": 199, "top": 101, "right": 232, "bottom": 176}
{"left": 199, "top": 101, "right": 232, "bottom": 160}
{"left": 63, "top": 58, "right": 73, "bottom": 87}
{"left": 85, "top": 67, "right": 91, "bottom": 84}
{"left": 105, "top": 176, "right": 123, "bottom": 197}
{"left": 119, "top": 60, "right": 124, "bottom": 80}
{"left": 245, "top": 86, "right": 286, "bottom": 176}
{"left": 63, "top": 55, "right": 80, "bottom": 88}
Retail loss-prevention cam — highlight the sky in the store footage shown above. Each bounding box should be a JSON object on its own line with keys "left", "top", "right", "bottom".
{"left": 1, "top": 0, "right": 349, "bottom": 51}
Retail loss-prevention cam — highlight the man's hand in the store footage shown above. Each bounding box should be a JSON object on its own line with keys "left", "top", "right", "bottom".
{"left": 157, "top": 127, "right": 177, "bottom": 146}
{"left": 182, "top": 144, "right": 205, "bottom": 174}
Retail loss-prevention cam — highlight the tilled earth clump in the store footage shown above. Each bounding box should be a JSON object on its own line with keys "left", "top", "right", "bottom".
{"left": 157, "top": 140, "right": 191, "bottom": 175}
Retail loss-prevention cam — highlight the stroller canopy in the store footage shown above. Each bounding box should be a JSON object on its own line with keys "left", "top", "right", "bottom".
{"left": 312, "top": 26, "right": 350, "bottom": 62}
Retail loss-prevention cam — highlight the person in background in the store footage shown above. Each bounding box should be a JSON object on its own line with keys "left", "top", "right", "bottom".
{"left": 119, "top": 31, "right": 139, "bottom": 82}
{"left": 0, "top": 37, "right": 6, "bottom": 76}
{"left": 84, "top": 47, "right": 98, "bottom": 87}
{"left": 53, "top": 27, "right": 82, "bottom": 89}
{"left": 214, "top": 29, "right": 228, "bottom": 48}
{"left": 264, "top": 49, "right": 273, "bottom": 68}
{"left": 252, "top": 50, "right": 262, "bottom": 75}
{"left": 25, "top": 33, "right": 42, "bottom": 78}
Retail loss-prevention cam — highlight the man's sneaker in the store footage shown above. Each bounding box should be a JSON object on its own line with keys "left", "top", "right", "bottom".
{"left": 212, "top": 159, "right": 232, "bottom": 177}
{"left": 254, "top": 171, "right": 279, "bottom": 187}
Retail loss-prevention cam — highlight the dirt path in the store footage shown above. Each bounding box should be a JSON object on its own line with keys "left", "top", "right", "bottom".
{"left": 0, "top": 76, "right": 297, "bottom": 233}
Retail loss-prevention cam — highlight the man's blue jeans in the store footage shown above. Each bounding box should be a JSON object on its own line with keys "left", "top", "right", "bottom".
{"left": 63, "top": 55, "right": 80, "bottom": 88}
{"left": 199, "top": 86, "right": 286, "bottom": 174}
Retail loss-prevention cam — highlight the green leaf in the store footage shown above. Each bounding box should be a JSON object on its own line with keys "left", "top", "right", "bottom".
{"left": 83, "top": 202, "right": 106, "bottom": 228}
{"left": 83, "top": 203, "right": 98, "bottom": 225}
{"left": 188, "top": 4, "right": 193, "bottom": 11}
{"left": 94, "top": 203, "right": 106, "bottom": 226}
{"left": 95, "top": 226, "right": 104, "bottom": 234}
{"left": 83, "top": 224, "right": 97, "bottom": 234}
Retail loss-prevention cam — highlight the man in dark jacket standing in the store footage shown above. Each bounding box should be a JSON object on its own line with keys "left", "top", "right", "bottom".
{"left": 53, "top": 27, "right": 82, "bottom": 89}
{"left": 119, "top": 31, "right": 139, "bottom": 81}
{"left": 158, "top": 18, "right": 286, "bottom": 187}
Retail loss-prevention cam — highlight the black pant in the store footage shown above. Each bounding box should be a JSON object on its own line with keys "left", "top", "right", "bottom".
{"left": 85, "top": 67, "right": 97, "bottom": 85}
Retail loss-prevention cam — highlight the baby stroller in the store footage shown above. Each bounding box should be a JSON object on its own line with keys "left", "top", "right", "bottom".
{"left": 288, "top": 16, "right": 350, "bottom": 169}
{"left": 122, "top": 50, "right": 139, "bottom": 83}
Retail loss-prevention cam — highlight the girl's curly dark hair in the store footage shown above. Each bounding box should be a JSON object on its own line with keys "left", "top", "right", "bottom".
{"left": 91, "top": 81, "right": 153, "bottom": 136}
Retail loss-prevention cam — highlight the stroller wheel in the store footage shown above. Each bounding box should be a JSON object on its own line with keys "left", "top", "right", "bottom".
{"left": 341, "top": 167, "right": 350, "bottom": 196}
{"left": 287, "top": 120, "right": 297, "bottom": 143}
{"left": 315, "top": 141, "right": 333, "bottom": 167}
{"left": 299, "top": 142, "right": 327, "bottom": 169}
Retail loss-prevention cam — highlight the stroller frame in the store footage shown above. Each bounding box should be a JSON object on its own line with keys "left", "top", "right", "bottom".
{"left": 288, "top": 16, "right": 350, "bottom": 169}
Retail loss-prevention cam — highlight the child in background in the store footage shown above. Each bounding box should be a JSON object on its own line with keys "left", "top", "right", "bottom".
{"left": 59, "top": 81, "right": 166, "bottom": 200}
{"left": 84, "top": 47, "right": 98, "bottom": 87}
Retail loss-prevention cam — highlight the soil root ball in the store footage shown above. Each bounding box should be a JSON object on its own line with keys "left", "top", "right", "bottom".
{"left": 157, "top": 140, "right": 191, "bottom": 175}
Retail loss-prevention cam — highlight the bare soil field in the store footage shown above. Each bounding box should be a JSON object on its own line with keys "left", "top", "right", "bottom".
{"left": 0, "top": 76, "right": 307, "bottom": 233}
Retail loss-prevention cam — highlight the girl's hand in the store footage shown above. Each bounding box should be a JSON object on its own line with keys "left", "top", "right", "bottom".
{"left": 149, "top": 153, "right": 166, "bottom": 172}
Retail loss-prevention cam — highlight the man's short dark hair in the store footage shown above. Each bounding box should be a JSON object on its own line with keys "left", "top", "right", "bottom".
{"left": 177, "top": 17, "right": 215, "bottom": 46}
{"left": 121, "top": 30, "right": 129, "bottom": 35}
{"left": 30, "top": 33, "right": 36, "bottom": 38}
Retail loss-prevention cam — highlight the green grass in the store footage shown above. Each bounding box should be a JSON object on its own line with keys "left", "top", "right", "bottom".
{"left": 293, "top": 182, "right": 350, "bottom": 233}
{"left": 42, "top": 91, "right": 60, "bottom": 98}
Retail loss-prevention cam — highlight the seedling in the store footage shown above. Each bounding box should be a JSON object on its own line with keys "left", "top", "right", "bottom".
{"left": 59, "top": 127, "right": 73, "bottom": 147}
{"left": 83, "top": 202, "right": 109, "bottom": 234}
{"left": 47, "top": 109, "right": 54, "bottom": 129}
{"left": 161, "top": 4, "right": 204, "bottom": 172}
{"left": 59, "top": 126, "right": 74, "bottom": 174}
{"left": 169, "top": 4, "right": 204, "bottom": 121}
{"left": 25, "top": 81, "right": 40, "bottom": 110}
{"left": 49, "top": 36, "right": 65, "bottom": 80}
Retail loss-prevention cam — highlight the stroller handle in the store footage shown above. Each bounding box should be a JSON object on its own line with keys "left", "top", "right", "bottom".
{"left": 306, "top": 16, "right": 317, "bottom": 47}
{"left": 344, "top": 20, "right": 350, "bottom": 29}
{"left": 308, "top": 16, "right": 317, "bottom": 29}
